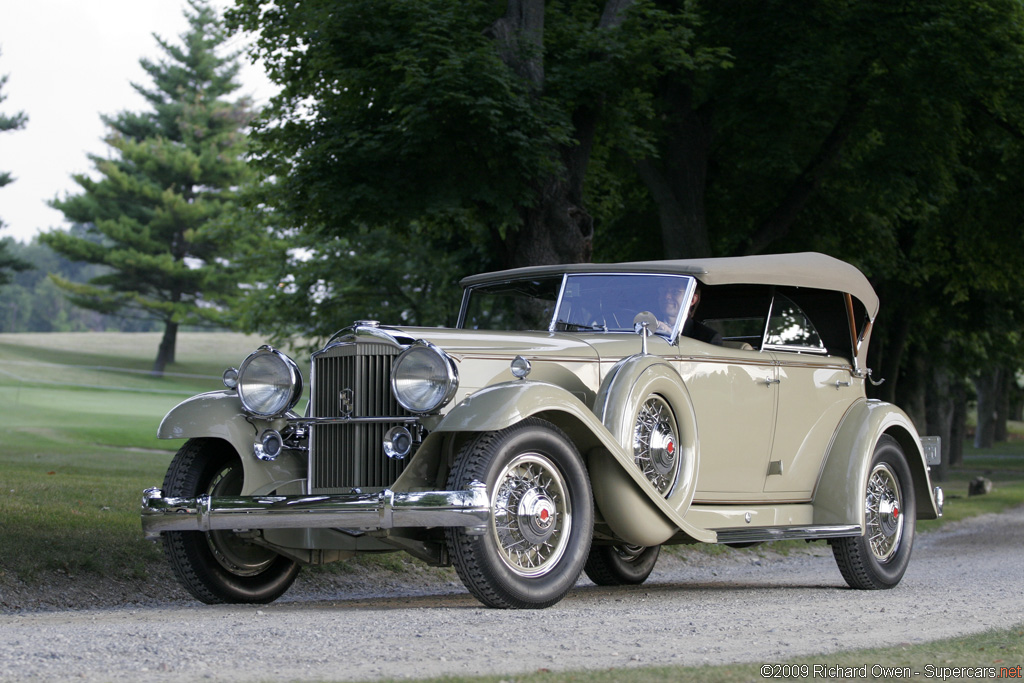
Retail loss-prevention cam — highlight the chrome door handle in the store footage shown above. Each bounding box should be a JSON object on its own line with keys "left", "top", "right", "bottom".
{"left": 834, "top": 380, "right": 851, "bottom": 389}
{"left": 761, "top": 377, "right": 780, "bottom": 386}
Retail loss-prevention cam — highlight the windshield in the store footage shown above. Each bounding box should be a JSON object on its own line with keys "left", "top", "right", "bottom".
{"left": 460, "top": 273, "right": 694, "bottom": 335}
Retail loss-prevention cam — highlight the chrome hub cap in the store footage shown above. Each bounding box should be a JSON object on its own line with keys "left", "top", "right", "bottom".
{"left": 492, "top": 453, "right": 571, "bottom": 577}
{"left": 634, "top": 396, "right": 680, "bottom": 494}
{"left": 865, "top": 462, "right": 904, "bottom": 563}
{"left": 516, "top": 489, "right": 557, "bottom": 546}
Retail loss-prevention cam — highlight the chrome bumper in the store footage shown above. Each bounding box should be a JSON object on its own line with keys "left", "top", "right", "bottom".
{"left": 140, "top": 483, "right": 489, "bottom": 541}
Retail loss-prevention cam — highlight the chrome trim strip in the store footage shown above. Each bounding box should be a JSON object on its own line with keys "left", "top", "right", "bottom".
{"left": 692, "top": 496, "right": 812, "bottom": 505}
{"left": 547, "top": 273, "right": 570, "bottom": 333}
{"left": 140, "top": 484, "right": 489, "bottom": 541}
{"left": 290, "top": 415, "right": 420, "bottom": 426}
{"left": 716, "top": 524, "right": 861, "bottom": 544}
{"left": 762, "top": 343, "right": 830, "bottom": 355}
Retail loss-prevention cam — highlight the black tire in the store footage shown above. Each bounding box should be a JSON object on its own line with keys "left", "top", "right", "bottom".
{"left": 584, "top": 544, "right": 660, "bottom": 586}
{"left": 830, "top": 435, "right": 916, "bottom": 590}
{"left": 161, "top": 438, "right": 300, "bottom": 604}
{"left": 445, "top": 419, "right": 594, "bottom": 609}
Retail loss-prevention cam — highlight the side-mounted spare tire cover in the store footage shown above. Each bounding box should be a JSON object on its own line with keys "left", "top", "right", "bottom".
{"left": 590, "top": 356, "right": 699, "bottom": 547}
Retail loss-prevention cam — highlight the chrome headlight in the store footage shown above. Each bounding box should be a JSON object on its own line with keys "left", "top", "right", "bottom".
{"left": 236, "top": 346, "right": 303, "bottom": 417}
{"left": 391, "top": 341, "right": 458, "bottom": 414}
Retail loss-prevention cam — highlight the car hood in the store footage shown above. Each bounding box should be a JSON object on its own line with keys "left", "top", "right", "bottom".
{"left": 384, "top": 326, "right": 603, "bottom": 360}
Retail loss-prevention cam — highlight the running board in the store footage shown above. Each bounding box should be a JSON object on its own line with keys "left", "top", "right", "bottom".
{"left": 716, "top": 524, "right": 861, "bottom": 545}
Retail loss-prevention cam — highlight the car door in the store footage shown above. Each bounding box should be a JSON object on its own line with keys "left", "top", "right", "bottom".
{"left": 678, "top": 285, "right": 781, "bottom": 501}
{"left": 682, "top": 347, "right": 778, "bottom": 499}
{"left": 761, "top": 293, "right": 860, "bottom": 497}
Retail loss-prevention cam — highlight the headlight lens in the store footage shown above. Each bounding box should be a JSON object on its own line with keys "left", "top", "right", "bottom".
{"left": 237, "top": 346, "right": 303, "bottom": 417}
{"left": 391, "top": 341, "right": 458, "bottom": 414}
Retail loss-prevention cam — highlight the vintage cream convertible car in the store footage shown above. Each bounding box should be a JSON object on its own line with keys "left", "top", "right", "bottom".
{"left": 141, "top": 252, "right": 943, "bottom": 608}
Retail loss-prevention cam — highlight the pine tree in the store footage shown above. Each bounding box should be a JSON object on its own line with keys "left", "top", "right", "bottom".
{"left": 43, "top": 0, "right": 255, "bottom": 374}
{"left": 0, "top": 50, "right": 30, "bottom": 287}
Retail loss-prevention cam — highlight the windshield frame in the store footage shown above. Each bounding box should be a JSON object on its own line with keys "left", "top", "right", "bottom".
{"left": 458, "top": 272, "right": 697, "bottom": 340}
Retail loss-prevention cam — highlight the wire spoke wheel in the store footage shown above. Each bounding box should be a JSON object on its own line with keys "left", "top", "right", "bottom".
{"left": 865, "top": 463, "right": 903, "bottom": 562}
{"left": 633, "top": 396, "right": 679, "bottom": 495}
{"left": 492, "top": 454, "right": 571, "bottom": 577}
{"left": 445, "top": 419, "right": 593, "bottom": 609}
{"left": 204, "top": 463, "right": 279, "bottom": 577}
{"left": 584, "top": 543, "right": 661, "bottom": 586}
{"left": 830, "top": 435, "right": 916, "bottom": 590}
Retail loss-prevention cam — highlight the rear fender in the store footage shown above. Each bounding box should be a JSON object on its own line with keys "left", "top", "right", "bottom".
{"left": 814, "top": 399, "right": 939, "bottom": 527}
{"left": 157, "top": 391, "right": 304, "bottom": 495}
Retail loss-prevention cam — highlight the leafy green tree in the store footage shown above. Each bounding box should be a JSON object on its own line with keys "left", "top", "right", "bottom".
{"left": 0, "top": 232, "right": 129, "bottom": 333}
{"left": 42, "top": 0, "right": 256, "bottom": 374}
{"left": 227, "top": 0, "right": 725, "bottom": 336}
{"left": 0, "top": 51, "right": 30, "bottom": 286}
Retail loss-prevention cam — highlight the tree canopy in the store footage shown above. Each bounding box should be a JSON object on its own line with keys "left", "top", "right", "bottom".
{"left": 0, "top": 51, "right": 30, "bottom": 287}
{"left": 43, "top": 0, "right": 259, "bottom": 374}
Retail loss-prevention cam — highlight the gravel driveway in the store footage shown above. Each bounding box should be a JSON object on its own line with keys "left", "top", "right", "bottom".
{"left": 2, "top": 506, "right": 1023, "bottom": 683}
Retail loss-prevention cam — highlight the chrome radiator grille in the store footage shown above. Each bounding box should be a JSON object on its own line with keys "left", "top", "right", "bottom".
{"left": 310, "top": 342, "right": 412, "bottom": 492}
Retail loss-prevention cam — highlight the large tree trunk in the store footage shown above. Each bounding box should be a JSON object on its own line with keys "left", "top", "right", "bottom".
{"left": 489, "top": 0, "right": 632, "bottom": 268}
{"left": 866, "top": 296, "right": 911, "bottom": 404}
{"left": 973, "top": 367, "right": 1004, "bottom": 449}
{"left": 925, "top": 362, "right": 954, "bottom": 482}
{"left": 635, "top": 85, "right": 714, "bottom": 259}
{"left": 949, "top": 379, "right": 967, "bottom": 467}
{"left": 153, "top": 320, "right": 179, "bottom": 377}
{"left": 994, "top": 368, "right": 1010, "bottom": 443}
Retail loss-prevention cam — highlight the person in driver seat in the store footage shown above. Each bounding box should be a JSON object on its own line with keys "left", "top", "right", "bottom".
{"left": 658, "top": 282, "right": 722, "bottom": 345}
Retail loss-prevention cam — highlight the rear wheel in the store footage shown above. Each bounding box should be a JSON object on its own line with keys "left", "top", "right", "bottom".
{"left": 445, "top": 419, "right": 593, "bottom": 609}
{"left": 584, "top": 544, "right": 660, "bottom": 586}
{"left": 830, "top": 436, "right": 916, "bottom": 589}
{"left": 161, "top": 438, "right": 300, "bottom": 604}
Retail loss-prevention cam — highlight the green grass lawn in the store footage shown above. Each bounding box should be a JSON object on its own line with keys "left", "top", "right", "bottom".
{"left": 0, "top": 332, "right": 265, "bottom": 582}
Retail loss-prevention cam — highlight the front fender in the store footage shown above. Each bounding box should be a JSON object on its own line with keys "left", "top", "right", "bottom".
{"left": 157, "top": 391, "right": 304, "bottom": 495}
{"left": 435, "top": 376, "right": 714, "bottom": 546}
{"left": 814, "top": 399, "right": 938, "bottom": 527}
{"left": 591, "top": 355, "right": 706, "bottom": 545}
{"left": 158, "top": 390, "right": 256, "bottom": 452}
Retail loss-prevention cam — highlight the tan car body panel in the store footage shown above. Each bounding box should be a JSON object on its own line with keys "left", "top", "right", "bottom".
{"left": 814, "top": 398, "right": 940, "bottom": 524}
{"left": 157, "top": 391, "right": 305, "bottom": 496}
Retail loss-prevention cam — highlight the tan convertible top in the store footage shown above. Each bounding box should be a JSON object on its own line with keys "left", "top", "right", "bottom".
{"left": 461, "top": 252, "right": 879, "bottom": 319}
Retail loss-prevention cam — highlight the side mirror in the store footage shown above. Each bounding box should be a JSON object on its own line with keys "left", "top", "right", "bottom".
{"left": 633, "top": 311, "right": 657, "bottom": 354}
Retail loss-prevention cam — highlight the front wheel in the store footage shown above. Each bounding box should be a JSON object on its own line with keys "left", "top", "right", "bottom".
{"left": 584, "top": 544, "right": 660, "bottom": 586}
{"left": 161, "top": 438, "right": 300, "bottom": 604}
{"left": 830, "top": 435, "right": 916, "bottom": 590}
{"left": 445, "top": 419, "right": 594, "bottom": 609}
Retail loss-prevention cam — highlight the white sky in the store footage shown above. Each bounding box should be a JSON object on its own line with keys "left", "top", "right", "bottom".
{"left": 0, "top": 0, "right": 277, "bottom": 243}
